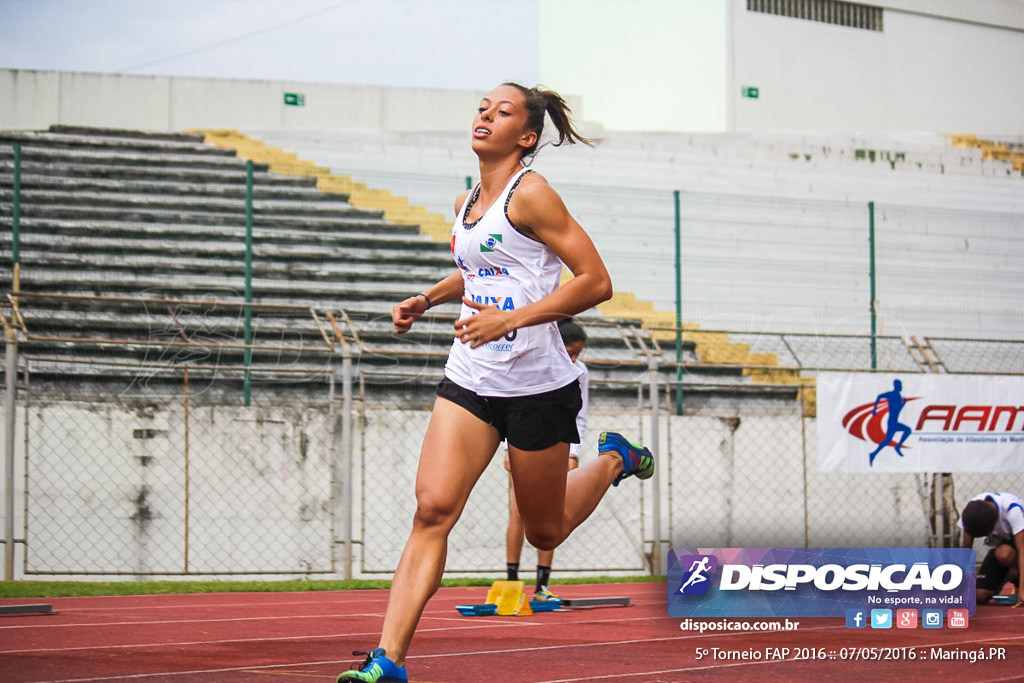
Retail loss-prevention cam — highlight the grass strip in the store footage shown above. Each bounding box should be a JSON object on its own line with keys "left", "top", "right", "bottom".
{"left": 0, "top": 575, "right": 664, "bottom": 599}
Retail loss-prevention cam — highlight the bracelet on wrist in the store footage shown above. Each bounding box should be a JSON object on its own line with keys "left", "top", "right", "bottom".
{"left": 415, "top": 292, "right": 432, "bottom": 309}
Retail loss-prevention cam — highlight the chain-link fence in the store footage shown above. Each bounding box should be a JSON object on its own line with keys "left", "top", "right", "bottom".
{"left": 3, "top": 131, "right": 1024, "bottom": 582}
{"left": 4, "top": 328, "right": 1023, "bottom": 581}
{"left": 357, "top": 400, "right": 650, "bottom": 576}
{"left": 17, "top": 358, "right": 339, "bottom": 577}
{"left": 2, "top": 350, "right": 656, "bottom": 579}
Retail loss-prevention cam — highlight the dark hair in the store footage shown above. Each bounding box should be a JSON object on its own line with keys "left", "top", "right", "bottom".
{"left": 558, "top": 317, "right": 587, "bottom": 346}
{"left": 503, "top": 82, "right": 593, "bottom": 162}
{"left": 961, "top": 499, "right": 998, "bottom": 538}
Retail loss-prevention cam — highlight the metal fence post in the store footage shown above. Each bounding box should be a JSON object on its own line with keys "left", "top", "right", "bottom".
{"left": 340, "top": 345, "right": 354, "bottom": 579}
{"left": 11, "top": 145, "right": 20, "bottom": 267}
{"left": 329, "top": 338, "right": 355, "bottom": 580}
{"left": 243, "top": 160, "right": 254, "bottom": 406}
{"left": 673, "top": 189, "right": 683, "bottom": 416}
{"left": 868, "top": 200, "right": 877, "bottom": 369}
{"left": 648, "top": 350, "right": 662, "bottom": 575}
{"left": 4, "top": 145, "right": 21, "bottom": 580}
{"left": 4, "top": 330, "right": 17, "bottom": 581}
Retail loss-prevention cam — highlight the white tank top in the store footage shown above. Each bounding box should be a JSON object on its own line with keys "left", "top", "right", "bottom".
{"left": 444, "top": 168, "right": 580, "bottom": 397}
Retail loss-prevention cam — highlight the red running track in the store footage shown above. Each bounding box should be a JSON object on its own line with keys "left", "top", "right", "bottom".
{"left": 2, "top": 582, "right": 1022, "bottom": 682}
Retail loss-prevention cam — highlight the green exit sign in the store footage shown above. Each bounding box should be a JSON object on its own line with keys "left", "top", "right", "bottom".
{"left": 283, "top": 92, "right": 306, "bottom": 107}
{"left": 741, "top": 86, "right": 759, "bottom": 99}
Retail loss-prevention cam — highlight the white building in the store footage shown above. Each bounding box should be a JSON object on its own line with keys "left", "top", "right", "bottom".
{"left": 539, "top": 0, "right": 1024, "bottom": 133}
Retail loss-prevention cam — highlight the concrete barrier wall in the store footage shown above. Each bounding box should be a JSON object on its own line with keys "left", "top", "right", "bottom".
{"left": 5, "top": 396, "right": 1024, "bottom": 580}
{"left": 0, "top": 69, "right": 496, "bottom": 132}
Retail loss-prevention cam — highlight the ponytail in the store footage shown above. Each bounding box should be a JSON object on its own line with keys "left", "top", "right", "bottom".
{"left": 503, "top": 82, "right": 593, "bottom": 162}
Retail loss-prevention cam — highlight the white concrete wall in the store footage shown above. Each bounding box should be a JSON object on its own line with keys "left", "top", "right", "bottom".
{"left": 5, "top": 397, "right": 1024, "bottom": 580}
{"left": 539, "top": 0, "right": 730, "bottom": 132}
{"left": 0, "top": 69, "right": 490, "bottom": 132}
{"left": 0, "top": 399, "right": 646, "bottom": 580}
{"left": 879, "top": 0, "right": 1024, "bottom": 29}
{"left": 539, "top": 0, "right": 1024, "bottom": 132}
{"left": 7, "top": 401, "right": 335, "bottom": 577}
{"left": 734, "top": 2, "right": 1024, "bottom": 132}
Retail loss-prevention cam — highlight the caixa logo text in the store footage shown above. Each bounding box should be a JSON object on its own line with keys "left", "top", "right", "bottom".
{"left": 467, "top": 294, "right": 516, "bottom": 310}
{"left": 716, "top": 562, "right": 964, "bottom": 592}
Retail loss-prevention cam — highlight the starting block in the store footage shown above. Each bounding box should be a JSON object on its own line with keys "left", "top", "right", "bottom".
{"left": 455, "top": 580, "right": 563, "bottom": 617}
{"left": 0, "top": 604, "right": 54, "bottom": 617}
{"left": 991, "top": 594, "right": 1018, "bottom": 606}
{"left": 561, "top": 596, "right": 631, "bottom": 609}
{"left": 456, "top": 603, "right": 499, "bottom": 616}
{"left": 455, "top": 581, "right": 632, "bottom": 616}
{"left": 486, "top": 580, "right": 534, "bottom": 615}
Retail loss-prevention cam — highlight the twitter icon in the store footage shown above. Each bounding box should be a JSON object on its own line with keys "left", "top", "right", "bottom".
{"left": 870, "top": 609, "right": 892, "bottom": 629}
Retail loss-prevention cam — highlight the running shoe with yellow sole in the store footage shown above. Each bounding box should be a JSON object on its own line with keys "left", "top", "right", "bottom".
{"left": 337, "top": 648, "right": 407, "bottom": 683}
{"left": 599, "top": 431, "right": 655, "bottom": 487}
{"left": 534, "top": 586, "right": 560, "bottom": 602}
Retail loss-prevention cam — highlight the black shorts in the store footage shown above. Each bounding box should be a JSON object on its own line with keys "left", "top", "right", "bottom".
{"left": 977, "top": 538, "right": 1020, "bottom": 593}
{"left": 436, "top": 377, "right": 581, "bottom": 451}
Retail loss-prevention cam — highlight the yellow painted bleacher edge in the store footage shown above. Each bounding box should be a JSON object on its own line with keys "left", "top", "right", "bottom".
{"left": 945, "top": 133, "right": 1024, "bottom": 173}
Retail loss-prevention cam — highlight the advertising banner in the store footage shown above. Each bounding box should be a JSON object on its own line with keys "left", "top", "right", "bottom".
{"left": 667, "top": 547, "right": 976, "bottom": 619}
{"left": 816, "top": 373, "right": 1024, "bottom": 472}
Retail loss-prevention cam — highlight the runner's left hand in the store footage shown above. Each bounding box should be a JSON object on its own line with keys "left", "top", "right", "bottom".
{"left": 455, "top": 297, "right": 514, "bottom": 348}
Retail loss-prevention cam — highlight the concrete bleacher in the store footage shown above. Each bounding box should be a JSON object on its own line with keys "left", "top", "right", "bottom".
{"left": 2, "top": 125, "right": 774, "bottom": 404}
{"left": 245, "top": 128, "right": 1024, "bottom": 211}
{"left": 7, "top": 124, "right": 1018, "bottom": 397}
{"left": 193, "top": 129, "right": 808, "bottom": 395}
{"left": 242, "top": 127, "right": 1024, "bottom": 351}
{"left": 0, "top": 127, "right": 433, "bottom": 395}
{"left": 0, "top": 126, "right": 450, "bottom": 306}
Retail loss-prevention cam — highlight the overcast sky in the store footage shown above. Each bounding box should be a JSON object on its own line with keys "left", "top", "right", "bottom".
{"left": 0, "top": 0, "right": 540, "bottom": 91}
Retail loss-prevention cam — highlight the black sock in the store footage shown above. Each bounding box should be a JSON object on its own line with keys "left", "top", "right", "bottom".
{"left": 536, "top": 565, "right": 552, "bottom": 591}
{"left": 506, "top": 562, "right": 519, "bottom": 581}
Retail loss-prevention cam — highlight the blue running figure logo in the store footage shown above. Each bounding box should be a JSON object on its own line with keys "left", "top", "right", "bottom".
{"left": 868, "top": 379, "right": 913, "bottom": 466}
{"left": 677, "top": 555, "right": 717, "bottom": 595}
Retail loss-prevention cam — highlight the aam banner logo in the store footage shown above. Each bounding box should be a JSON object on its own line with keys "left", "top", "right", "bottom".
{"left": 817, "top": 373, "right": 1024, "bottom": 473}
{"left": 667, "top": 547, "right": 975, "bottom": 618}
{"left": 841, "top": 378, "right": 918, "bottom": 467}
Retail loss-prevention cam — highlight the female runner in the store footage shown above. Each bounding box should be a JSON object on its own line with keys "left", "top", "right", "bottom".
{"left": 339, "top": 82, "right": 654, "bottom": 682}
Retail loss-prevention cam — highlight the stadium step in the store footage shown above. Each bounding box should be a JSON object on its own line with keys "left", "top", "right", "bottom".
{"left": 0, "top": 124, "right": 799, "bottom": 402}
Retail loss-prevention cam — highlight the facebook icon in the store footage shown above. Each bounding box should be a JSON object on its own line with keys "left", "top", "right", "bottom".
{"left": 845, "top": 609, "right": 867, "bottom": 629}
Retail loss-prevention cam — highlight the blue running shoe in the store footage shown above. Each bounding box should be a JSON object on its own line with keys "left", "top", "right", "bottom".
{"left": 599, "top": 431, "right": 654, "bottom": 487}
{"left": 337, "top": 648, "right": 407, "bottom": 682}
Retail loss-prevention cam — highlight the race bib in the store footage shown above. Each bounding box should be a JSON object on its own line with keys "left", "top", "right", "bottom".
{"left": 461, "top": 285, "right": 530, "bottom": 361}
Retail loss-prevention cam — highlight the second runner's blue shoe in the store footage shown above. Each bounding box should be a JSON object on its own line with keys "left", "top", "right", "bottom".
{"left": 337, "top": 648, "right": 407, "bottom": 682}
{"left": 599, "top": 431, "right": 655, "bottom": 487}
{"left": 534, "top": 586, "right": 560, "bottom": 601}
